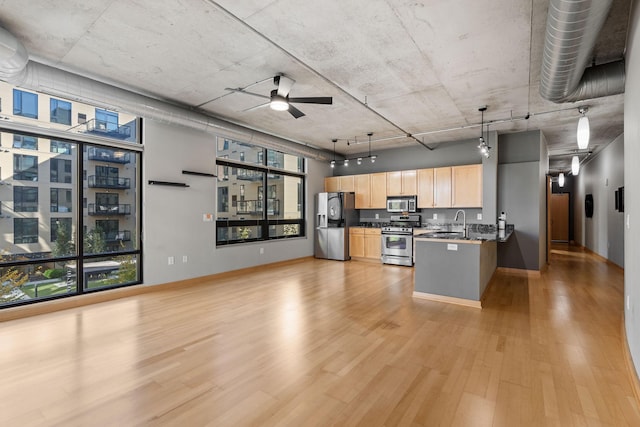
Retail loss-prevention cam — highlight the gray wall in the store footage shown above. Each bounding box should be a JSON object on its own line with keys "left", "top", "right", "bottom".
{"left": 575, "top": 134, "right": 625, "bottom": 267}
{"left": 142, "top": 120, "right": 324, "bottom": 285}
{"left": 624, "top": 0, "right": 640, "bottom": 378}
{"left": 497, "top": 130, "right": 547, "bottom": 271}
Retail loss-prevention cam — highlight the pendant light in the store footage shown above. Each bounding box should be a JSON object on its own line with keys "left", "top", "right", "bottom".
{"left": 330, "top": 139, "right": 337, "bottom": 168}
{"left": 558, "top": 172, "right": 565, "bottom": 187}
{"left": 577, "top": 107, "right": 589, "bottom": 150}
{"left": 571, "top": 155, "right": 580, "bottom": 175}
{"left": 367, "top": 132, "right": 377, "bottom": 163}
{"left": 477, "top": 106, "right": 490, "bottom": 158}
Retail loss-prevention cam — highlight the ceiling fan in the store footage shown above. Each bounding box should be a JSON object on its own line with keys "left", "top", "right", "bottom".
{"left": 226, "top": 74, "right": 333, "bottom": 119}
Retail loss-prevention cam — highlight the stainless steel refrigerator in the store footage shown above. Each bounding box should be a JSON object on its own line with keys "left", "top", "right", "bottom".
{"left": 314, "top": 192, "right": 357, "bottom": 261}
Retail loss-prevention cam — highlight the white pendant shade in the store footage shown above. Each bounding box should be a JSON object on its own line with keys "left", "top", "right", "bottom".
{"left": 571, "top": 155, "right": 580, "bottom": 175}
{"left": 558, "top": 172, "right": 565, "bottom": 187}
{"left": 577, "top": 115, "right": 590, "bottom": 149}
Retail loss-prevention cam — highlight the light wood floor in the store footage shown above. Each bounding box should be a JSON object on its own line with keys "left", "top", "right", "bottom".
{"left": 1, "top": 245, "right": 639, "bottom": 426}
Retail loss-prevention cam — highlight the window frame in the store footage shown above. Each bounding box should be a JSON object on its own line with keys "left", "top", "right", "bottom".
{"left": 50, "top": 98, "right": 72, "bottom": 125}
{"left": 13, "top": 89, "right": 38, "bottom": 119}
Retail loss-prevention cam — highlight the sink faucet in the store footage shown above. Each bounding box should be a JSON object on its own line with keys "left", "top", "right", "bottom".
{"left": 455, "top": 209, "right": 466, "bottom": 237}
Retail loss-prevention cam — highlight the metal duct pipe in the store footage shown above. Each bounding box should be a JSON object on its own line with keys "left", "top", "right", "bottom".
{"left": 0, "top": 28, "right": 330, "bottom": 161}
{"left": 540, "top": 0, "right": 624, "bottom": 102}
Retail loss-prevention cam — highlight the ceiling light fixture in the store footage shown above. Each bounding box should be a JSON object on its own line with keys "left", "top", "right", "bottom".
{"left": 269, "top": 90, "right": 289, "bottom": 111}
{"left": 367, "top": 132, "right": 376, "bottom": 163}
{"left": 330, "top": 139, "right": 337, "bottom": 168}
{"left": 577, "top": 106, "right": 589, "bottom": 150}
{"left": 477, "top": 106, "right": 490, "bottom": 158}
{"left": 558, "top": 172, "right": 565, "bottom": 187}
{"left": 571, "top": 155, "right": 580, "bottom": 175}
{"left": 344, "top": 158, "right": 349, "bottom": 167}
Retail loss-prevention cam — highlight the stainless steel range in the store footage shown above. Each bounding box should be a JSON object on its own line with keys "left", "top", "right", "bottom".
{"left": 381, "top": 214, "right": 421, "bottom": 266}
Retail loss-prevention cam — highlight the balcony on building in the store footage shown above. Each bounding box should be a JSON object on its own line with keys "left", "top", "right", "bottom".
{"left": 88, "top": 176, "right": 131, "bottom": 189}
{"left": 105, "top": 230, "right": 131, "bottom": 242}
{"left": 83, "top": 119, "right": 132, "bottom": 140}
{"left": 236, "top": 199, "right": 280, "bottom": 215}
{"left": 87, "top": 147, "right": 131, "bottom": 164}
{"left": 88, "top": 204, "right": 132, "bottom": 216}
{"left": 237, "top": 169, "right": 263, "bottom": 181}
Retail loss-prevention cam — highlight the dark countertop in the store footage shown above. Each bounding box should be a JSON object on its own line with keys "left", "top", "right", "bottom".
{"left": 415, "top": 224, "right": 514, "bottom": 243}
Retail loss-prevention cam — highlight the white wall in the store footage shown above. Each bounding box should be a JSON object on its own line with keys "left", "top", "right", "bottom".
{"left": 574, "top": 134, "right": 625, "bottom": 267}
{"left": 624, "top": 0, "right": 640, "bottom": 381}
{"left": 142, "top": 120, "right": 324, "bottom": 286}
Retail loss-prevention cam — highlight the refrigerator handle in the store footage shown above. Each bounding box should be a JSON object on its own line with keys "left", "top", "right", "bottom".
{"left": 317, "top": 213, "right": 326, "bottom": 228}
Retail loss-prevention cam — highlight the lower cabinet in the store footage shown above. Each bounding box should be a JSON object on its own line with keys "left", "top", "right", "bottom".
{"left": 349, "top": 227, "right": 381, "bottom": 260}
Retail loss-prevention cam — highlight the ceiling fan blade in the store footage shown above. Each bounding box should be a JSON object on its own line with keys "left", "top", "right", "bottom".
{"left": 225, "top": 88, "right": 270, "bottom": 99}
{"left": 288, "top": 104, "right": 306, "bottom": 119}
{"left": 274, "top": 75, "right": 295, "bottom": 97}
{"left": 243, "top": 102, "right": 270, "bottom": 112}
{"left": 288, "top": 96, "right": 333, "bottom": 105}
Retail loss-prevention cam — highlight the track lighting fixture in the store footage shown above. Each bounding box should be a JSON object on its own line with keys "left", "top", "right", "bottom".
{"left": 577, "top": 106, "right": 589, "bottom": 150}
{"left": 329, "top": 132, "right": 379, "bottom": 166}
{"left": 344, "top": 158, "right": 349, "bottom": 166}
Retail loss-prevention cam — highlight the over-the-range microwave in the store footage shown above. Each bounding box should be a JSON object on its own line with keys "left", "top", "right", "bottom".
{"left": 386, "top": 195, "right": 417, "bottom": 213}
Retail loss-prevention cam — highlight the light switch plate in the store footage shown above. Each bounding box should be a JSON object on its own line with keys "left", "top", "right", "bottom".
{"left": 433, "top": 213, "right": 438, "bottom": 220}
{"left": 447, "top": 244, "right": 458, "bottom": 251}
{"left": 477, "top": 213, "right": 482, "bottom": 220}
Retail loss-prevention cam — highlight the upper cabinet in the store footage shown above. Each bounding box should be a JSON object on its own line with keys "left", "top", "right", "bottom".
{"left": 417, "top": 168, "right": 435, "bottom": 208}
{"left": 386, "top": 170, "right": 417, "bottom": 196}
{"left": 434, "top": 167, "right": 452, "bottom": 207}
{"left": 324, "top": 175, "right": 355, "bottom": 193}
{"left": 354, "top": 172, "right": 387, "bottom": 209}
{"left": 452, "top": 164, "right": 483, "bottom": 207}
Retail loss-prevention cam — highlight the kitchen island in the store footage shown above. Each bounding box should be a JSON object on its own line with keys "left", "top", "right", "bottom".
{"left": 412, "top": 226, "right": 512, "bottom": 308}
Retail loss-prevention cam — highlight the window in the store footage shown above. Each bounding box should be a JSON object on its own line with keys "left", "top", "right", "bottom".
{"left": 51, "top": 218, "right": 73, "bottom": 243}
{"left": 50, "top": 188, "right": 72, "bottom": 212}
{"left": 95, "top": 109, "right": 119, "bottom": 132}
{"left": 50, "top": 158, "right": 72, "bottom": 183}
{"left": 13, "top": 89, "right": 38, "bottom": 119}
{"left": 50, "top": 140, "right": 72, "bottom": 154}
{"left": 78, "top": 113, "right": 86, "bottom": 124}
{"left": 215, "top": 138, "right": 305, "bottom": 245}
{"left": 50, "top": 98, "right": 72, "bottom": 125}
{"left": 13, "top": 134, "right": 38, "bottom": 150}
{"left": 14, "top": 186, "right": 38, "bottom": 212}
{"left": 13, "top": 154, "right": 38, "bottom": 181}
{"left": 14, "top": 218, "right": 38, "bottom": 244}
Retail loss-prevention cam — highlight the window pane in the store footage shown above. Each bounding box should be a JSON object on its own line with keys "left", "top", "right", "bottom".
{"left": 14, "top": 218, "right": 38, "bottom": 243}
{"left": 82, "top": 254, "right": 140, "bottom": 291}
{"left": 216, "top": 225, "right": 263, "bottom": 243}
{"left": 50, "top": 188, "right": 72, "bottom": 213}
{"left": 269, "top": 223, "right": 302, "bottom": 238}
{"left": 266, "top": 149, "right": 304, "bottom": 173}
{"left": 14, "top": 186, "right": 38, "bottom": 212}
{"left": 13, "top": 154, "right": 38, "bottom": 181}
{"left": 267, "top": 173, "right": 302, "bottom": 220}
{"left": 216, "top": 137, "right": 263, "bottom": 165}
{"left": 13, "top": 89, "right": 38, "bottom": 119}
{"left": 50, "top": 98, "right": 72, "bottom": 125}
{"left": 13, "top": 134, "right": 38, "bottom": 150}
{"left": 83, "top": 145, "right": 138, "bottom": 254}
{"left": 50, "top": 140, "right": 73, "bottom": 155}
{"left": 0, "top": 260, "right": 77, "bottom": 306}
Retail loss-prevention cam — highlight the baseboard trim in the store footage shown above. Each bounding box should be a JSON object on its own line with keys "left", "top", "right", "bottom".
{"left": 496, "top": 267, "right": 541, "bottom": 277}
{"left": 0, "top": 256, "right": 313, "bottom": 322}
{"left": 581, "top": 246, "right": 624, "bottom": 271}
{"left": 412, "top": 291, "right": 482, "bottom": 309}
{"left": 622, "top": 321, "right": 640, "bottom": 404}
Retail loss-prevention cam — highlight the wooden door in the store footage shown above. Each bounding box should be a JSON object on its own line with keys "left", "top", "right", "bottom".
{"left": 339, "top": 175, "right": 355, "bottom": 192}
{"left": 354, "top": 174, "right": 370, "bottom": 209}
{"left": 370, "top": 173, "right": 387, "bottom": 208}
{"left": 401, "top": 170, "right": 417, "bottom": 195}
{"left": 386, "top": 171, "right": 402, "bottom": 196}
{"left": 551, "top": 193, "right": 569, "bottom": 242}
{"left": 433, "top": 167, "right": 452, "bottom": 207}
{"left": 324, "top": 176, "right": 340, "bottom": 192}
{"left": 452, "top": 164, "right": 483, "bottom": 207}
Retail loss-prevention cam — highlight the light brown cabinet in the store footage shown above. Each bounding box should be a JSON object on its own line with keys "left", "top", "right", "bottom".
{"left": 350, "top": 227, "right": 381, "bottom": 260}
{"left": 354, "top": 172, "right": 387, "bottom": 209}
{"left": 324, "top": 175, "right": 355, "bottom": 192}
{"left": 386, "top": 170, "right": 417, "bottom": 196}
{"left": 434, "top": 167, "right": 452, "bottom": 207}
{"left": 417, "top": 168, "right": 435, "bottom": 208}
{"left": 452, "top": 164, "right": 483, "bottom": 207}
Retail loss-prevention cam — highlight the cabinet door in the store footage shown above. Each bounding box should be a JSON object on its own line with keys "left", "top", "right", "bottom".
{"left": 324, "top": 176, "right": 340, "bottom": 192}
{"left": 349, "top": 228, "right": 365, "bottom": 257}
{"left": 370, "top": 173, "right": 387, "bottom": 208}
{"left": 434, "top": 167, "right": 452, "bottom": 207}
{"left": 401, "top": 170, "right": 417, "bottom": 195}
{"left": 364, "top": 229, "right": 381, "bottom": 259}
{"left": 354, "top": 174, "right": 371, "bottom": 209}
{"left": 339, "top": 175, "right": 355, "bottom": 192}
{"left": 417, "top": 168, "right": 434, "bottom": 208}
{"left": 386, "top": 171, "right": 402, "bottom": 196}
{"left": 452, "top": 164, "right": 483, "bottom": 207}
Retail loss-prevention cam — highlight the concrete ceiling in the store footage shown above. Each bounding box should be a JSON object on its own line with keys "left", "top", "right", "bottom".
{"left": 0, "top": 0, "right": 630, "bottom": 173}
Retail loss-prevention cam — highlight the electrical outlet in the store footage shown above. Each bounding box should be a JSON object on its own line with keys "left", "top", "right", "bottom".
{"left": 433, "top": 213, "right": 438, "bottom": 220}
{"left": 627, "top": 295, "right": 631, "bottom": 311}
{"left": 259, "top": 247, "right": 264, "bottom": 255}
{"left": 477, "top": 213, "right": 482, "bottom": 220}
{"left": 168, "top": 256, "right": 174, "bottom": 265}
{"left": 182, "top": 255, "right": 188, "bottom": 263}
{"left": 375, "top": 213, "right": 379, "bottom": 219}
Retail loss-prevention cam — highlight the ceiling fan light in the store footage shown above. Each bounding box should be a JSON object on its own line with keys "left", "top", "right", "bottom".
{"left": 270, "top": 95, "right": 289, "bottom": 111}
{"left": 571, "top": 155, "right": 580, "bottom": 175}
{"left": 558, "top": 172, "right": 565, "bottom": 187}
{"left": 577, "top": 115, "right": 589, "bottom": 149}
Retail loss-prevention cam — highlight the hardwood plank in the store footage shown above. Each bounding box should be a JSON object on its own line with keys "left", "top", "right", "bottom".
{"left": 0, "top": 246, "right": 639, "bottom": 426}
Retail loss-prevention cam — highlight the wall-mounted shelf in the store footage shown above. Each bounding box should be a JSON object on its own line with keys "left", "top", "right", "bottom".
{"left": 182, "top": 170, "right": 217, "bottom": 178}
{"left": 148, "top": 180, "right": 189, "bottom": 187}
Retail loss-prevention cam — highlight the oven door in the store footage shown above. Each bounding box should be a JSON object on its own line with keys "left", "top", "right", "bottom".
{"left": 381, "top": 233, "right": 413, "bottom": 265}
